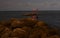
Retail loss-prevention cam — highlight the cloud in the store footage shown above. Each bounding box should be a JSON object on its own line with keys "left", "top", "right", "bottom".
{"left": 0, "top": 0, "right": 60, "bottom": 11}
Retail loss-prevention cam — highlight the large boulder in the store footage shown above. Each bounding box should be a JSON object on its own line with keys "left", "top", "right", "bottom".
{"left": 20, "top": 18, "right": 37, "bottom": 27}
{"left": 29, "top": 27, "right": 48, "bottom": 38}
{"left": 1, "top": 27, "right": 12, "bottom": 38}
{"left": 48, "top": 35, "right": 60, "bottom": 38}
{"left": 9, "top": 18, "right": 25, "bottom": 29}
{"left": 48, "top": 28, "right": 59, "bottom": 36}
{"left": 11, "top": 28, "right": 26, "bottom": 38}
{"left": 35, "top": 21, "right": 48, "bottom": 27}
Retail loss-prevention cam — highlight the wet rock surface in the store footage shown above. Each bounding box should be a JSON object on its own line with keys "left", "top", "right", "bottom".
{"left": 0, "top": 18, "right": 60, "bottom": 38}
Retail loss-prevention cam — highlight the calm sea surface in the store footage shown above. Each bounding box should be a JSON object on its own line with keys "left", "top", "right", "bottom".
{"left": 0, "top": 11, "right": 60, "bottom": 28}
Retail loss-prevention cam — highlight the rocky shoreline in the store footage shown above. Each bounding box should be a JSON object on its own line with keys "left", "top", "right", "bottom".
{"left": 0, "top": 18, "right": 60, "bottom": 38}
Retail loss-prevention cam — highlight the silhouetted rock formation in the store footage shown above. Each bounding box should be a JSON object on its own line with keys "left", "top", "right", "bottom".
{"left": 0, "top": 18, "right": 60, "bottom": 38}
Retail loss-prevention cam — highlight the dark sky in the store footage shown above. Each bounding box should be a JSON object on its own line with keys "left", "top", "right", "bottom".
{"left": 0, "top": 0, "right": 60, "bottom": 11}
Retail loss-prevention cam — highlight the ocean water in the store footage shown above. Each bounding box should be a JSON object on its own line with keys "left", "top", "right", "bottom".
{"left": 0, "top": 11, "right": 60, "bottom": 28}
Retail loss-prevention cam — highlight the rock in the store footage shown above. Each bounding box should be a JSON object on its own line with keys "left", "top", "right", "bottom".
{"left": 0, "top": 18, "right": 59, "bottom": 38}
{"left": 10, "top": 18, "right": 25, "bottom": 29}
{"left": 0, "top": 25, "right": 5, "bottom": 32}
{"left": 11, "top": 28, "right": 26, "bottom": 38}
{"left": 48, "top": 35, "right": 60, "bottom": 38}
{"left": 29, "top": 27, "right": 48, "bottom": 38}
{"left": 48, "top": 28, "right": 59, "bottom": 36}
{"left": 8, "top": 37, "right": 19, "bottom": 38}
{"left": 22, "top": 26, "right": 32, "bottom": 38}
{"left": 21, "top": 18, "right": 37, "bottom": 27}
{"left": 1, "top": 27, "right": 12, "bottom": 38}
{"left": 35, "top": 21, "right": 48, "bottom": 27}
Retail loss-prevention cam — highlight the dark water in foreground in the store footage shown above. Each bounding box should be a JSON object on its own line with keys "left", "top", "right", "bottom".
{"left": 0, "top": 11, "right": 60, "bottom": 28}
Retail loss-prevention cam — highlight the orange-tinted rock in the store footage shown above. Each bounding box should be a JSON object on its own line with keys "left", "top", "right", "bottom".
{"left": 11, "top": 28, "right": 26, "bottom": 38}
{"left": 0, "top": 18, "right": 59, "bottom": 38}
{"left": 48, "top": 35, "right": 60, "bottom": 38}
{"left": 1, "top": 27, "right": 12, "bottom": 38}
{"left": 35, "top": 21, "right": 48, "bottom": 27}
